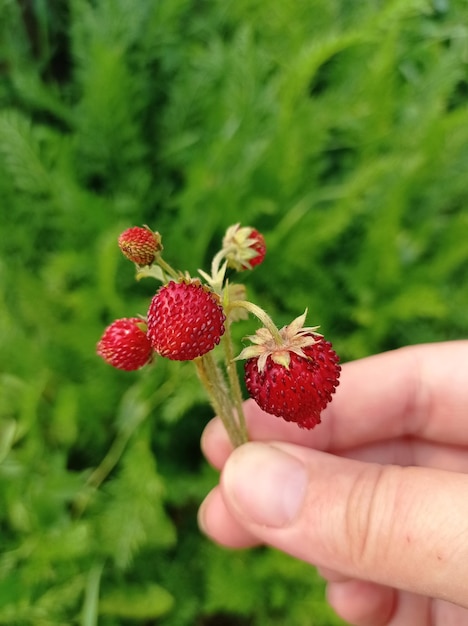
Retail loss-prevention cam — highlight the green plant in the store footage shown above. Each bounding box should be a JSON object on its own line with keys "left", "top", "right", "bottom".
{"left": 1, "top": 0, "right": 467, "bottom": 623}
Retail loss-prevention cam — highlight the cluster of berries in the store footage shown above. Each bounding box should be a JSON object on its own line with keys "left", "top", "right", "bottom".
{"left": 97, "top": 224, "right": 340, "bottom": 444}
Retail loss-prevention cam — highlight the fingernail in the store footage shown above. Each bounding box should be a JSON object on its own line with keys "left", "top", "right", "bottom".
{"left": 222, "top": 442, "right": 307, "bottom": 528}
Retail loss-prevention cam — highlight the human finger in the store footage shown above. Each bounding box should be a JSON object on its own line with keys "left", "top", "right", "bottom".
{"left": 341, "top": 438, "right": 468, "bottom": 474}
{"left": 198, "top": 486, "right": 260, "bottom": 549}
{"left": 218, "top": 441, "right": 468, "bottom": 608}
{"left": 327, "top": 580, "right": 395, "bottom": 626}
{"left": 328, "top": 584, "right": 468, "bottom": 626}
{"left": 316, "top": 340, "right": 468, "bottom": 451}
{"left": 316, "top": 566, "right": 350, "bottom": 582}
{"left": 201, "top": 412, "right": 468, "bottom": 475}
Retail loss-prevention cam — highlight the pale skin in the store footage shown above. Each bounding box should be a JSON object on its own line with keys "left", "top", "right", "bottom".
{"left": 198, "top": 341, "right": 468, "bottom": 626}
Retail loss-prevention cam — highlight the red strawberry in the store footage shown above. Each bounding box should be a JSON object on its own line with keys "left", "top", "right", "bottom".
{"left": 244, "top": 228, "right": 266, "bottom": 269}
{"left": 240, "top": 312, "right": 340, "bottom": 429}
{"left": 97, "top": 317, "right": 153, "bottom": 371}
{"left": 222, "top": 224, "right": 266, "bottom": 271}
{"left": 147, "top": 280, "right": 226, "bottom": 361}
{"left": 118, "top": 226, "right": 162, "bottom": 266}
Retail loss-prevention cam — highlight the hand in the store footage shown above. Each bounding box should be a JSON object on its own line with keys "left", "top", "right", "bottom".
{"left": 198, "top": 341, "right": 468, "bottom": 626}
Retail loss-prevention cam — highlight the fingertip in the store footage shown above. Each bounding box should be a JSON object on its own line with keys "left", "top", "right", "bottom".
{"left": 198, "top": 486, "right": 260, "bottom": 549}
{"left": 201, "top": 417, "right": 234, "bottom": 469}
{"left": 327, "top": 580, "right": 395, "bottom": 626}
{"left": 221, "top": 441, "right": 308, "bottom": 528}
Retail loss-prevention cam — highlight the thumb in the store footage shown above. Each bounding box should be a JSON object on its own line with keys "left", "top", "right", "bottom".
{"left": 220, "top": 442, "right": 468, "bottom": 607}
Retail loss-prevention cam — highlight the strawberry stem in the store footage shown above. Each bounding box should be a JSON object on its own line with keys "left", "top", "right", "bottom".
{"left": 194, "top": 353, "right": 247, "bottom": 448}
{"left": 228, "top": 300, "right": 283, "bottom": 345}
{"left": 155, "top": 255, "right": 180, "bottom": 281}
{"left": 221, "top": 322, "right": 248, "bottom": 443}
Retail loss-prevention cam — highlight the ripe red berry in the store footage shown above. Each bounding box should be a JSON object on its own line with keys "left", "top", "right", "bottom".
{"left": 222, "top": 224, "right": 266, "bottom": 271}
{"left": 97, "top": 318, "right": 153, "bottom": 371}
{"left": 147, "top": 280, "right": 226, "bottom": 361}
{"left": 245, "top": 228, "right": 266, "bottom": 269}
{"left": 118, "top": 226, "right": 162, "bottom": 266}
{"left": 239, "top": 313, "right": 340, "bottom": 429}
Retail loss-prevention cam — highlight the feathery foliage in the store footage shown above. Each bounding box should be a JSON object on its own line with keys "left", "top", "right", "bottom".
{"left": 1, "top": 0, "right": 467, "bottom": 623}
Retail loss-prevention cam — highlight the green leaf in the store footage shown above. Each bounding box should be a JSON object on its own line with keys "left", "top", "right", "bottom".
{"left": 99, "top": 583, "right": 174, "bottom": 619}
{"left": 387, "top": 285, "right": 448, "bottom": 321}
{"left": 96, "top": 437, "right": 176, "bottom": 569}
{"left": 0, "top": 111, "right": 51, "bottom": 195}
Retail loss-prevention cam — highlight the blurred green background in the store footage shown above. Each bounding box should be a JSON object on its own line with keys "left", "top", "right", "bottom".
{"left": 1, "top": 0, "right": 467, "bottom": 624}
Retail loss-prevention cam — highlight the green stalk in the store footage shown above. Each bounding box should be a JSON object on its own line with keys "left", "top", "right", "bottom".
{"left": 229, "top": 299, "right": 283, "bottom": 344}
{"left": 194, "top": 353, "right": 246, "bottom": 447}
{"left": 155, "top": 255, "right": 180, "bottom": 281}
{"left": 221, "top": 322, "right": 248, "bottom": 442}
{"left": 72, "top": 429, "right": 132, "bottom": 517}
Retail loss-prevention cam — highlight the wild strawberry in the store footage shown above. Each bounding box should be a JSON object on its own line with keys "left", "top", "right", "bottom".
{"left": 239, "top": 312, "right": 340, "bottom": 429}
{"left": 147, "top": 280, "right": 226, "bottom": 361}
{"left": 97, "top": 317, "right": 153, "bottom": 371}
{"left": 222, "top": 224, "right": 266, "bottom": 271}
{"left": 118, "top": 226, "right": 162, "bottom": 266}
